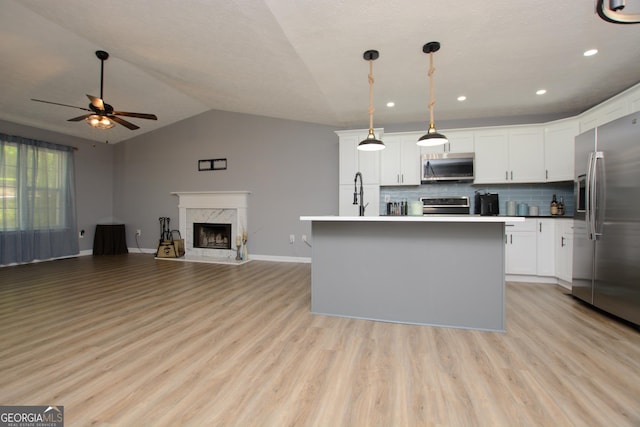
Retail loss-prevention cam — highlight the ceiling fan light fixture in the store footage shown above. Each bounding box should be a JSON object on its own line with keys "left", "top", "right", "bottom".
{"left": 418, "top": 41, "right": 447, "bottom": 147}
{"left": 357, "top": 49, "right": 385, "bottom": 152}
{"left": 87, "top": 114, "right": 115, "bottom": 129}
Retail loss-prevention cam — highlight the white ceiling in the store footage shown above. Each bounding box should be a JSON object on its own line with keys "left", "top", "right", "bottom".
{"left": 1, "top": 0, "right": 639, "bottom": 143}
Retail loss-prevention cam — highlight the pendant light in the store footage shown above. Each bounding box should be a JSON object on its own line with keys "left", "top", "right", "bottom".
{"left": 418, "top": 41, "right": 448, "bottom": 147}
{"left": 357, "top": 50, "right": 385, "bottom": 151}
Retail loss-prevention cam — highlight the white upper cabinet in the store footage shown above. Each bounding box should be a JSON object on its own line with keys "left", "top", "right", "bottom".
{"left": 508, "top": 126, "right": 546, "bottom": 182}
{"left": 474, "top": 129, "right": 510, "bottom": 183}
{"left": 380, "top": 133, "right": 421, "bottom": 186}
{"left": 337, "top": 129, "right": 381, "bottom": 185}
{"left": 420, "top": 129, "right": 474, "bottom": 154}
{"left": 544, "top": 119, "right": 579, "bottom": 182}
{"left": 474, "top": 126, "right": 545, "bottom": 184}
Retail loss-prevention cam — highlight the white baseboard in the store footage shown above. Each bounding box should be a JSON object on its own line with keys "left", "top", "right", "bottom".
{"left": 506, "top": 274, "right": 558, "bottom": 284}
{"left": 249, "top": 254, "right": 311, "bottom": 263}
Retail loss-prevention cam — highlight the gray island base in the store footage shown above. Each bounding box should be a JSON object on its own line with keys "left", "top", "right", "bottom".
{"left": 300, "top": 216, "right": 524, "bottom": 332}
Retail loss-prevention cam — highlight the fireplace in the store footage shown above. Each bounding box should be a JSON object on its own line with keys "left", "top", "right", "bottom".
{"left": 171, "top": 191, "right": 250, "bottom": 264}
{"left": 193, "top": 223, "right": 232, "bottom": 250}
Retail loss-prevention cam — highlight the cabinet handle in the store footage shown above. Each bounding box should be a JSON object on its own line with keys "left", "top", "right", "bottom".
{"left": 561, "top": 236, "right": 566, "bottom": 247}
{"left": 510, "top": 171, "right": 513, "bottom": 180}
{"left": 539, "top": 223, "right": 542, "bottom": 232}
{"left": 546, "top": 170, "right": 549, "bottom": 180}
{"left": 401, "top": 174, "right": 404, "bottom": 183}
{"left": 397, "top": 174, "right": 400, "bottom": 183}
{"left": 505, "top": 234, "right": 508, "bottom": 244}
{"left": 510, "top": 235, "right": 513, "bottom": 244}
{"left": 505, "top": 171, "right": 509, "bottom": 180}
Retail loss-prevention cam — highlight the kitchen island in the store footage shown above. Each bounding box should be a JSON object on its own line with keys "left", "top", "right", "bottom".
{"left": 300, "top": 215, "right": 524, "bottom": 332}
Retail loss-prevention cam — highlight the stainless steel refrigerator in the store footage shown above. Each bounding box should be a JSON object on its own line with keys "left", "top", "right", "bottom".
{"left": 572, "top": 111, "right": 640, "bottom": 326}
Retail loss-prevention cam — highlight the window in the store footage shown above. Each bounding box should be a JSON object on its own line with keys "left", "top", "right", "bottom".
{"left": 0, "top": 133, "right": 78, "bottom": 264}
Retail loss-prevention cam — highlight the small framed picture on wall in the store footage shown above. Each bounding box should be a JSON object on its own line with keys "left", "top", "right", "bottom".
{"left": 198, "top": 158, "right": 227, "bottom": 171}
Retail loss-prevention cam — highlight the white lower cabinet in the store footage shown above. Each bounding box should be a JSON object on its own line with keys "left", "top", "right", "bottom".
{"left": 536, "top": 219, "right": 555, "bottom": 276}
{"left": 506, "top": 218, "right": 556, "bottom": 277}
{"left": 505, "top": 220, "right": 537, "bottom": 275}
{"left": 555, "top": 220, "right": 574, "bottom": 283}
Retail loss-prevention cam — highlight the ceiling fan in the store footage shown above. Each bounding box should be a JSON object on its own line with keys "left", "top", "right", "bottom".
{"left": 31, "top": 50, "right": 157, "bottom": 130}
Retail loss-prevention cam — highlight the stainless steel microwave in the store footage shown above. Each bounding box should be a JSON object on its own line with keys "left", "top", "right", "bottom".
{"left": 421, "top": 152, "right": 474, "bottom": 183}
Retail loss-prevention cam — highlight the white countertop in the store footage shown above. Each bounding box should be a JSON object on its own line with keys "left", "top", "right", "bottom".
{"left": 300, "top": 215, "right": 525, "bottom": 223}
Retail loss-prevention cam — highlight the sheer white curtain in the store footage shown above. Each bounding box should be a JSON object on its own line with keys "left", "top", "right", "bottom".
{"left": 0, "top": 133, "right": 78, "bottom": 265}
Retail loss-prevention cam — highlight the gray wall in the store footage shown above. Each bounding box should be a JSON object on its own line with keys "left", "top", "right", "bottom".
{"left": 0, "top": 119, "right": 114, "bottom": 253}
{"left": 113, "top": 110, "right": 338, "bottom": 258}
{"left": 0, "top": 108, "right": 572, "bottom": 260}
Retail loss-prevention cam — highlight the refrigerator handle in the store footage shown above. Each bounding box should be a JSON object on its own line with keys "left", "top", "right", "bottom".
{"left": 592, "top": 151, "right": 605, "bottom": 239}
{"left": 586, "top": 152, "right": 596, "bottom": 240}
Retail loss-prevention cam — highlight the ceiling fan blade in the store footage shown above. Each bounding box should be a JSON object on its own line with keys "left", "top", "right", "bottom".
{"left": 110, "top": 115, "right": 140, "bottom": 130}
{"left": 113, "top": 111, "right": 158, "bottom": 120}
{"left": 67, "top": 114, "right": 92, "bottom": 122}
{"left": 86, "top": 94, "right": 105, "bottom": 111}
{"left": 31, "top": 98, "right": 91, "bottom": 112}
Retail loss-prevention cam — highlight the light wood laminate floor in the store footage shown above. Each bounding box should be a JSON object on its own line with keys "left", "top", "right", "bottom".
{"left": 0, "top": 254, "right": 638, "bottom": 426}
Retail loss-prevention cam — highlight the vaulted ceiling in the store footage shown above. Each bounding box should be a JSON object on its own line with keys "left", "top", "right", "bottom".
{"left": 1, "top": 0, "right": 639, "bottom": 143}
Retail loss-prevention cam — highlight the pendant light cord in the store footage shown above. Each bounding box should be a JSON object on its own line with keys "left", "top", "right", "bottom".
{"left": 368, "top": 59, "right": 375, "bottom": 130}
{"left": 428, "top": 51, "right": 436, "bottom": 127}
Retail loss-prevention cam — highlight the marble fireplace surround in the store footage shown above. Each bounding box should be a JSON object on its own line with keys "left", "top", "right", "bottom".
{"left": 170, "top": 191, "right": 250, "bottom": 264}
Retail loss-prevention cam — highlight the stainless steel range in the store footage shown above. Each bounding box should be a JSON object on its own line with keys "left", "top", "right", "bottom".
{"left": 420, "top": 196, "right": 470, "bottom": 215}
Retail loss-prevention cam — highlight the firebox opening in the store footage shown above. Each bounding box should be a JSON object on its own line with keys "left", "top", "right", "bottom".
{"left": 193, "top": 223, "right": 232, "bottom": 250}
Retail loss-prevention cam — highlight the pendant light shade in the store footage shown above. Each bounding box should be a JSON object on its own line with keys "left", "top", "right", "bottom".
{"left": 358, "top": 50, "right": 385, "bottom": 151}
{"left": 418, "top": 41, "right": 448, "bottom": 147}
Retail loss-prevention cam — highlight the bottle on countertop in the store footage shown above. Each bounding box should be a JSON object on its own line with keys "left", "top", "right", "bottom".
{"left": 550, "top": 193, "right": 559, "bottom": 216}
{"left": 558, "top": 196, "right": 565, "bottom": 216}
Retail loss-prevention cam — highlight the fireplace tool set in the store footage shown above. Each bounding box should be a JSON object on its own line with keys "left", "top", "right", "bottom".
{"left": 156, "top": 217, "right": 185, "bottom": 258}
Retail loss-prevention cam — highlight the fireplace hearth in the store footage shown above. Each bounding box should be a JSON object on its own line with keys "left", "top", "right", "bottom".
{"left": 193, "top": 223, "right": 232, "bottom": 250}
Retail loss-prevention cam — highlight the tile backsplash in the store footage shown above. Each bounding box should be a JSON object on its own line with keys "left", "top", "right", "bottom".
{"left": 380, "top": 181, "right": 574, "bottom": 216}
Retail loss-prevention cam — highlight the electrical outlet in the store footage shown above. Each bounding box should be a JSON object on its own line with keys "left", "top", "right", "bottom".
{"left": 289, "top": 234, "right": 295, "bottom": 244}
{"left": 79, "top": 229, "right": 85, "bottom": 238}
{"left": 136, "top": 229, "right": 141, "bottom": 236}
{"left": 384, "top": 194, "right": 391, "bottom": 202}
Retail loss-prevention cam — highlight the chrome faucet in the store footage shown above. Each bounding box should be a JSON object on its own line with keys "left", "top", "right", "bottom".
{"left": 353, "top": 172, "right": 366, "bottom": 216}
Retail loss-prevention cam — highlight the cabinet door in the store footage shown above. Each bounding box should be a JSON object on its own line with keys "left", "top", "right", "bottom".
{"left": 445, "top": 130, "right": 475, "bottom": 153}
{"left": 555, "top": 220, "right": 574, "bottom": 282}
{"left": 337, "top": 130, "right": 381, "bottom": 185}
{"left": 474, "top": 130, "right": 509, "bottom": 183}
{"left": 380, "top": 134, "right": 420, "bottom": 185}
{"left": 380, "top": 135, "right": 403, "bottom": 185}
{"left": 338, "top": 134, "right": 360, "bottom": 185}
{"left": 339, "top": 184, "right": 380, "bottom": 216}
{"left": 544, "top": 120, "right": 578, "bottom": 182}
{"left": 508, "top": 127, "right": 545, "bottom": 183}
{"left": 506, "top": 231, "right": 537, "bottom": 275}
{"left": 420, "top": 129, "right": 474, "bottom": 154}
{"left": 399, "top": 136, "right": 420, "bottom": 185}
{"left": 536, "top": 219, "right": 555, "bottom": 276}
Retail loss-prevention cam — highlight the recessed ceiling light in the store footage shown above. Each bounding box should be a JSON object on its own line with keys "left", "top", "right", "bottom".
{"left": 584, "top": 49, "right": 598, "bottom": 57}
{"left": 536, "top": 89, "right": 547, "bottom": 96}
{"left": 386, "top": 101, "right": 395, "bottom": 107}
{"left": 457, "top": 96, "right": 467, "bottom": 102}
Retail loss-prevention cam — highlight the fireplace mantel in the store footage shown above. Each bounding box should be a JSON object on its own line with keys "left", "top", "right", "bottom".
{"left": 170, "top": 191, "right": 250, "bottom": 264}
